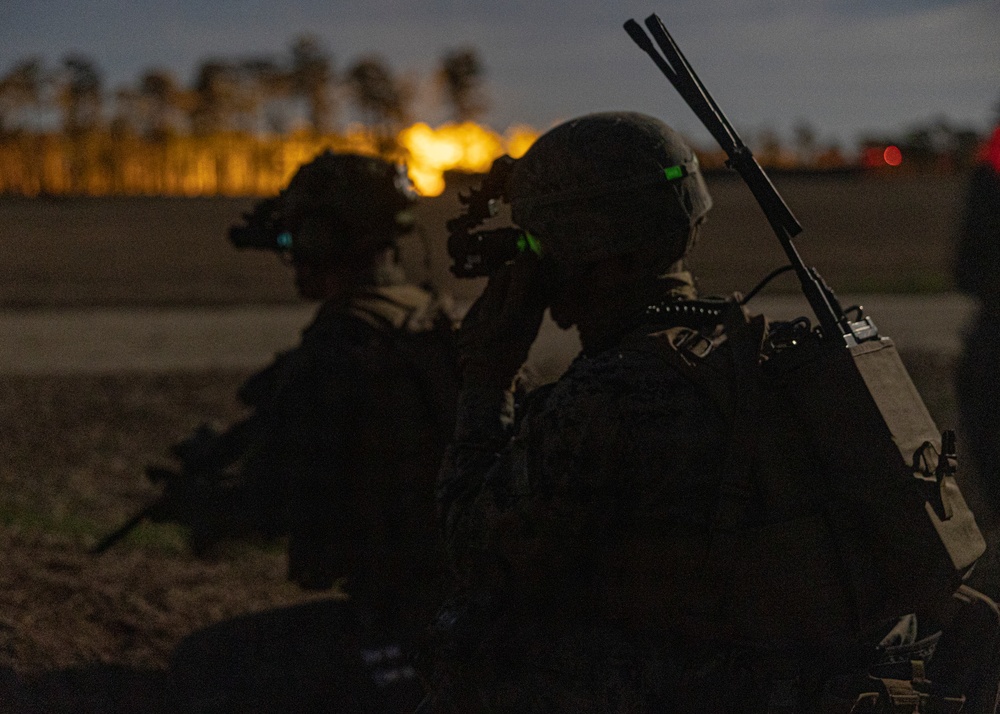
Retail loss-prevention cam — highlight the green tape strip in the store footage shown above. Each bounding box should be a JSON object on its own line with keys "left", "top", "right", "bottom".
{"left": 664, "top": 164, "right": 685, "bottom": 181}
{"left": 517, "top": 231, "right": 543, "bottom": 255}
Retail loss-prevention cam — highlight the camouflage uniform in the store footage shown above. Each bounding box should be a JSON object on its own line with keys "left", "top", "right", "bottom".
{"left": 168, "top": 152, "right": 459, "bottom": 713}
{"left": 431, "top": 287, "right": 1000, "bottom": 713}
{"left": 428, "top": 273, "right": 733, "bottom": 712}
{"left": 949, "top": 127, "right": 1000, "bottom": 714}
{"left": 276, "top": 282, "right": 457, "bottom": 603}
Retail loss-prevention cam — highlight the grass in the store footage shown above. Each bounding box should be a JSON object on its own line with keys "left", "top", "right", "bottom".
{"left": 0, "top": 372, "right": 318, "bottom": 682}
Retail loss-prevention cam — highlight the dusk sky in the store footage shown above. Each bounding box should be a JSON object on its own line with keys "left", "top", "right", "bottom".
{"left": 3, "top": 0, "right": 998, "bottom": 149}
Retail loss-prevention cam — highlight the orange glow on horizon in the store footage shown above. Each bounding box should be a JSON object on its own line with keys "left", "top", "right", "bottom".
{"left": 397, "top": 121, "right": 542, "bottom": 195}
{"left": 399, "top": 121, "right": 504, "bottom": 196}
{"left": 0, "top": 121, "right": 539, "bottom": 198}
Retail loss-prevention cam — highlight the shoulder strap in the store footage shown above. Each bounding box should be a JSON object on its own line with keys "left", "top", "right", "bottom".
{"left": 626, "top": 298, "right": 769, "bottom": 534}
{"left": 346, "top": 284, "right": 442, "bottom": 332}
{"left": 710, "top": 303, "right": 770, "bottom": 535}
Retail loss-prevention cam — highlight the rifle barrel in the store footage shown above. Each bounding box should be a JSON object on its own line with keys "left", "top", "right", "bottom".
{"left": 89, "top": 503, "right": 156, "bottom": 555}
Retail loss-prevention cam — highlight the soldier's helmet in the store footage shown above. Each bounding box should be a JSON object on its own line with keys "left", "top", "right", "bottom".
{"left": 507, "top": 111, "right": 712, "bottom": 267}
{"left": 280, "top": 151, "right": 418, "bottom": 264}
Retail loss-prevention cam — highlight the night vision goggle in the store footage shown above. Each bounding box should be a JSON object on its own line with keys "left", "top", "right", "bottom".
{"left": 446, "top": 154, "right": 698, "bottom": 278}
{"left": 228, "top": 196, "right": 292, "bottom": 253}
{"left": 229, "top": 203, "right": 411, "bottom": 260}
{"left": 229, "top": 159, "right": 416, "bottom": 257}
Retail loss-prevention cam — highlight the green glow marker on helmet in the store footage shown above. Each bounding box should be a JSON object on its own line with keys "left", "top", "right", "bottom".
{"left": 663, "top": 164, "right": 687, "bottom": 181}
{"left": 517, "top": 231, "right": 543, "bottom": 256}
{"left": 277, "top": 231, "right": 293, "bottom": 250}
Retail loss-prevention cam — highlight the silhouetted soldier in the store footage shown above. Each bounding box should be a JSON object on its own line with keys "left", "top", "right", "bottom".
{"left": 159, "top": 152, "right": 458, "bottom": 713}
{"left": 955, "top": 123, "right": 1000, "bottom": 506}
{"left": 422, "top": 112, "right": 1000, "bottom": 713}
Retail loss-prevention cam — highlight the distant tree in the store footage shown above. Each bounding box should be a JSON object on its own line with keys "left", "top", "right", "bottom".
{"left": 345, "top": 55, "right": 412, "bottom": 148}
{"left": 189, "top": 61, "right": 227, "bottom": 134}
{"left": 951, "top": 127, "right": 983, "bottom": 170}
{"left": 857, "top": 117, "right": 984, "bottom": 172}
{"left": 754, "top": 126, "right": 784, "bottom": 167}
{"left": 436, "top": 47, "right": 487, "bottom": 122}
{"left": 289, "top": 35, "right": 334, "bottom": 134}
{"left": 189, "top": 60, "right": 261, "bottom": 134}
{"left": 110, "top": 85, "right": 141, "bottom": 137}
{"left": 239, "top": 56, "right": 290, "bottom": 134}
{"left": 138, "top": 69, "right": 186, "bottom": 139}
{"left": 59, "top": 54, "right": 102, "bottom": 135}
{"left": 0, "top": 58, "right": 45, "bottom": 134}
{"left": 902, "top": 126, "right": 937, "bottom": 169}
{"left": 888, "top": 118, "right": 982, "bottom": 171}
{"left": 814, "top": 142, "right": 847, "bottom": 169}
{"left": 792, "top": 120, "right": 817, "bottom": 166}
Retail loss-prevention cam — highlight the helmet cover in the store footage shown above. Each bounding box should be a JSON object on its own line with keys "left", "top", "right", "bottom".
{"left": 508, "top": 112, "right": 712, "bottom": 265}
{"left": 280, "top": 151, "right": 418, "bottom": 264}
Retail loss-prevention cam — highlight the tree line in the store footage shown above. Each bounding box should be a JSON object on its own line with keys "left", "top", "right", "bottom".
{"left": 0, "top": 38, "right": 498, "bottom": 196}
{"left": 0, "top": 36, "right": 488, "bottom": 142}
{"left": 0, "top": 36, "right": 993, "bottom": 197}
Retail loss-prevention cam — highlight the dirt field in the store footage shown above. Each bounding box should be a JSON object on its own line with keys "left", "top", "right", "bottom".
{"left": 0, "top": 172, "right": 986, "bottom": 711}
{"left": 0, "top": 172, "right": 968, "bottom": 309}
{"left": 0, "top": 371, "right": 336, "bottom": 711}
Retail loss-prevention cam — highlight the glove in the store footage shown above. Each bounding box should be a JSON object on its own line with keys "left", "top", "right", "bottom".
{"left": 457, "top": 252, "right": 551, "bottom": 387}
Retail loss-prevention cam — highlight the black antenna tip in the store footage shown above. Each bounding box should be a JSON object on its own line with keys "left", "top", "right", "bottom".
{"left": 623, "top": 19, "right": 655, "bottom": 51}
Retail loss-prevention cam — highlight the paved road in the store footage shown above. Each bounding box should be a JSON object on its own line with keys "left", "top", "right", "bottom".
{"left": 0, "top": 294, "right": 978, "bottom": 375}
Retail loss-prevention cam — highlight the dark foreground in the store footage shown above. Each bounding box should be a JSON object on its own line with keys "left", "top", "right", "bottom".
{"left": 0, "top": 372, "right": 320, "bottom": 712}
{"left": 3, "top": 349, "right": 997, "bottom": 712}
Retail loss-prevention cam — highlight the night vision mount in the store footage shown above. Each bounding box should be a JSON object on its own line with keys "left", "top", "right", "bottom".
{"left": 445, "top": 155, "right": 542, "bottom": 278}
{"left": 228, "top": 196, "right": 294, "bottom": 254}
{"left": 625, "top": 14, "right": 877, "bottom": 347}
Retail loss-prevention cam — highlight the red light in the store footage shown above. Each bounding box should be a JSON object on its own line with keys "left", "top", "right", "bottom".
{"left": 980, "top": 125, "right": 1000, "bottom": 174}
{"left": 861, "top": 146, "right": 884, "bottom": 168}
{"left": 883, "top": 145, "right": 903, "bottom": 166}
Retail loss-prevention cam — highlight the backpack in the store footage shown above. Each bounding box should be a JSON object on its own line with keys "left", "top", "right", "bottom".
{"left": 645, "top": 298, "right": 985, "bottom": 641}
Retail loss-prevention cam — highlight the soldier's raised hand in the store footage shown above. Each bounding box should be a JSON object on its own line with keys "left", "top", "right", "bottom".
{"left": 457, "top": 252, "right": 551, "bottom": 388}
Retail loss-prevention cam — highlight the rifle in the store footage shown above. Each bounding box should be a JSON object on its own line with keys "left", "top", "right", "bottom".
{"left": 89, "top": 418, "right": 262, "bottom": 555}
{"left": 91, "top": 342, "right": 305, "bottom": 556}
{"left": 623, "top": 13, "right": 985, "bottom": 632}
{"left": 89, "top": 502, "right": 159, "bottom": 555}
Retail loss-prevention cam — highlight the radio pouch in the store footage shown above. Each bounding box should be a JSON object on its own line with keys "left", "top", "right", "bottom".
{"left": 647, "top": 299, "right": 986, "bottom": 641}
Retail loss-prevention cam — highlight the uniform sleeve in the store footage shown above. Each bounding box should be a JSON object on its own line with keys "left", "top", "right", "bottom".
{"left": 437, "top": 348, "right": 728, "bottom": 594}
